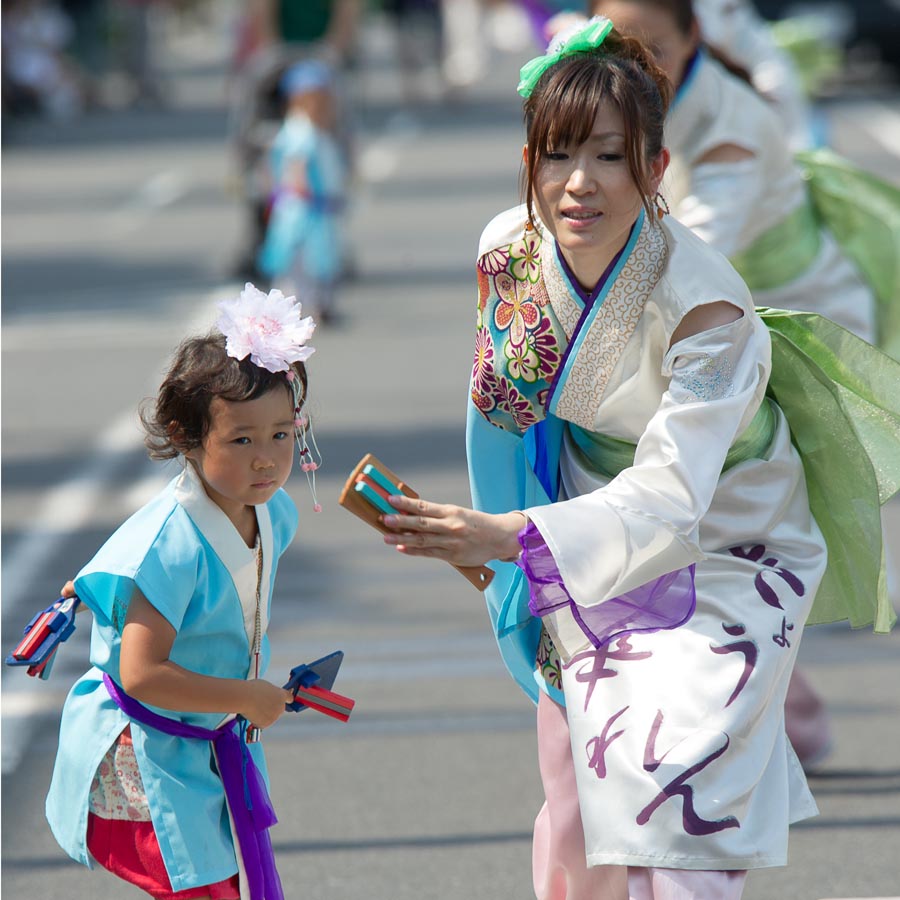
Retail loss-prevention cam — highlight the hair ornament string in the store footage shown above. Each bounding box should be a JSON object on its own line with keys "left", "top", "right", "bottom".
{"left": 287, "top": 371, "right": 323, "bottom": 513}
{"left": 517, "top": 15, "right": 614, "bottom": 98}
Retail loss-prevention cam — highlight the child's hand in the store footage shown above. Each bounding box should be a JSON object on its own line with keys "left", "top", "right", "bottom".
{"left": 241, "top": 679, "right": 294, "bottom": 729}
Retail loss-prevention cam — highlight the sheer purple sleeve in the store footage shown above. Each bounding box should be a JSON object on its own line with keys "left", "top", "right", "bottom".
{"left": 515, "top": 521, "right": 696, "bottom": 649}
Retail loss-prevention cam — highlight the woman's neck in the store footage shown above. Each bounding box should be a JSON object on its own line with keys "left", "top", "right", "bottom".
{"left": 557, "top": 224, "right": 636, "bottom": 299}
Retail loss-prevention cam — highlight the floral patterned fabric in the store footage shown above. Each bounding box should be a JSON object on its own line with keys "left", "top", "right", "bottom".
{"left": 89, "top": 727, "right": 151, "bottom": 822}
{"left": 472, "top": 226, "right": 563, "bottom": 435}
{"left": 536, "top": 625, "right": 563, "bottom": 692}
{"left": 471, "top": 214, "right": 667, "bottom": 434}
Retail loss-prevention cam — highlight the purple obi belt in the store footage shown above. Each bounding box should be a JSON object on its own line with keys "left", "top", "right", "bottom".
{"left": 103, "top": 673, "right": 283, "bottom": 900}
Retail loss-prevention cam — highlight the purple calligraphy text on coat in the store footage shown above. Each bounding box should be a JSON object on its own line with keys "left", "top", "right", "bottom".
{"left": 773, "top": 616, "right": 795, "bottom": 647}
{"left": 585, "top": 706, "right": 629, "bottom": 779}
{"left": 710, "top": 623, "right": 758, "bottom": 708}
{"left": 638, "top": 711, "right": 740, "bottom": 836}
{"left": 729, "top": 544, "right": 805, "bottom": 609}
{"left": 567, "top": 636, "right": 652, "bottom": 712}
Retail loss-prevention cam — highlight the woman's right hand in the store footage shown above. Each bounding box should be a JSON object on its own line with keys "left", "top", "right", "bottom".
{"left": 381, "top": 495, "right": 527, "bottom": 567}
{"left": 240, "top": 679, "right": 294, "bottom": 729}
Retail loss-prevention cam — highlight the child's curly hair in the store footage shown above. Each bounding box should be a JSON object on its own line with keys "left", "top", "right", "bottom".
{"left": 141, "top": 333, "right": 308, "bottom": 460}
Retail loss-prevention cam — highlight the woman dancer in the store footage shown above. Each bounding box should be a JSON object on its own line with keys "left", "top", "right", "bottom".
{"left": 380, "top": 17, "right": 897, "bottom": 899}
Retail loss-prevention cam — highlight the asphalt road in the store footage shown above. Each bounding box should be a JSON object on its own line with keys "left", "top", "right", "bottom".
{"left": 2, "top": 8, "right": 899, "bottom": 900}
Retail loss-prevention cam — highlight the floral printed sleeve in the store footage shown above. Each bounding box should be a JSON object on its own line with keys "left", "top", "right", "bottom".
{"left": 470, "top": 230, "right": 565, "bottom": 436}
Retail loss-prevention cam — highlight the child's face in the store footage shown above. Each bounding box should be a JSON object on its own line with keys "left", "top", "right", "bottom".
{"left": 186, "top": 388, "right": 295, "bottom": 529}
{"left": 290, "top": 88, "right": 335, "bottom": 130}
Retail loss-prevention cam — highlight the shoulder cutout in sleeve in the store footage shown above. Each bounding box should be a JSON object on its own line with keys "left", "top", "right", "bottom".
{"left": 697, "top": 142, "right": 755, "bottom": 165}
{"left": 670, "top": 301, "right": 744, "bottom": 348}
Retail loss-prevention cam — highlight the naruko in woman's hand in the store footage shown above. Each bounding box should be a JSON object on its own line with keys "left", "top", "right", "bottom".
{"left": 381, "top": 495, "right": 526, "bottom": 568}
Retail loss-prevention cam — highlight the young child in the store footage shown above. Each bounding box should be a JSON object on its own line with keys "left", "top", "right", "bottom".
{"left": 45, "top": 283, "right": 317, "bottom": 900}
{"left": 257, "top": 59, "right": 347, "bottom": 325}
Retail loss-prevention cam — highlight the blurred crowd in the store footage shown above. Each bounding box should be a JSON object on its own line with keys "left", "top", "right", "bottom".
{"left": 0, "top": 0, "right": 227, "bottom": 119}
{"left": 0, "top": 0, "right": 557, "bottom": 122}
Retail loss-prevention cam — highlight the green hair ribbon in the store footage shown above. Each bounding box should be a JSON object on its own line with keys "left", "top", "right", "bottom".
{"left": 517, "top": 15, "right": 615, "bottom": 98}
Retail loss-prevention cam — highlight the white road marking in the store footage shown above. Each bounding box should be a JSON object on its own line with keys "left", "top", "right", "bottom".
{"left": 106, "top": 170, "right": 189, "bottom": 236}
{"left": 357, "top": 111, "right": 422, "bottom": 183}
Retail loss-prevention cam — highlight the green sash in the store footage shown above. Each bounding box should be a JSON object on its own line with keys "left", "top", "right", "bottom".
{"left": 569, "top": 310, "right": 900, "bottom": 633}
{"left": 796, "top": 148, "right": 900, "bottom": 359}
{"left": 769, "top": 17, "right": 842, "bottom": 96}
{"left": 731, "top": 203, "right": 821, "bottom": 293}
{"left": 569, "top": 396, "right": 777, "bottom": 481}
{"left": 731, "top": 149, "right": 900, "bottom": 359}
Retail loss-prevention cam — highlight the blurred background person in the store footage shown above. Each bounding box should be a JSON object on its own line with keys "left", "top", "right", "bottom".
{"left": 2, "top": 0, "right": 86, "bottom": 119}
{"left": 440, "top": 0, "right": 535, "bottom": 94}
{"left": 590, "top": 0, "right": 898, "bottom": 351}
{"left": 105, "top": 0, "right": 168, "bottom": 108}
{"left": 691, "top": 0, "right": 816, "bottom": 150}
{"left": 545, "top": 0, "right": 829, "bottom": 148}
{"left": 440, "top": 0, "right": 490, "bottom": 92}
{"left": 228, "top": 0, "right": 362, "bottom": 281}
{"left": 381, "top": 0, "right": 444, "bottom": 104}
{"left": 57, "top": 0, "right": 107, "bottom": 103}
{"left": 257, "top": 60, "right": 347, "bottom": 325}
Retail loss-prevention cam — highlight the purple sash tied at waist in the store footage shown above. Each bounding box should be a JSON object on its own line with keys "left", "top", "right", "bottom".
{"left": 102, "top": 673, "right": 283, "bottom": 900}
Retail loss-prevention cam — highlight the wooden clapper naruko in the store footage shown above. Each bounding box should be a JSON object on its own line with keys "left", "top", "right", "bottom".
{"left": 339, "top": 453, "right": 494, "bottom": 591}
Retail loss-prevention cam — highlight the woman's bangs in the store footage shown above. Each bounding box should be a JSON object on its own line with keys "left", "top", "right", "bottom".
{"left": 540, "top": 61, "right": 608, "bottom": 153}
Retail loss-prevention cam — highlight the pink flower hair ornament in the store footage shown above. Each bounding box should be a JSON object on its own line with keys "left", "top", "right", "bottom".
{"left": 216, "top": 283, "right": 323, "bottom": 511}
{"left": 216, "top": 282, "right": 316, "bottom": 372}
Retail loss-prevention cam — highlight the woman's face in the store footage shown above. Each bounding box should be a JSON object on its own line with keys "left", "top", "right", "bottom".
{"left": 532, "top": 99, "right": 665, "bottom": 290}
{"left": 596, "top": 1, "right": 698, "bottom": 86}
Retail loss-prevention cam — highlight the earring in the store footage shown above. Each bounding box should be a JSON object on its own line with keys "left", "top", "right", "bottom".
{"left": 655, "top": 191, "right": 670, "bottom": 220}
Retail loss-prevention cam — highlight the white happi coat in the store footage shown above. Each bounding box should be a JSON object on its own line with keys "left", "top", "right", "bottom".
{"left": 663, "top": 51, "right": 876, "bottom": 343}
{"left": 468, "top": 206, "right": 826, "bottom": 869}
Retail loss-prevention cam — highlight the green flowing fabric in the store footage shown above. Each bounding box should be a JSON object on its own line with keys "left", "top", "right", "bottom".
{"left": 769, "top": 18, "right": 842, "bottom": 95}
{"left": 730, "top": 203, "right": 821, "bottom": 292}
{"left": 796, "top": 148, "right": 900, "bottom": 359}
{"left": 568, "top": 397, "right": 777, "bottom": 480}
{"left": 759, "top": 308, "right": 900, "bottom": 633}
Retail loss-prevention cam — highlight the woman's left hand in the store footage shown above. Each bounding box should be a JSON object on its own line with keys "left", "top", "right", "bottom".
{"left": 381, "top": 495, "right": 526, "bottom": 568}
